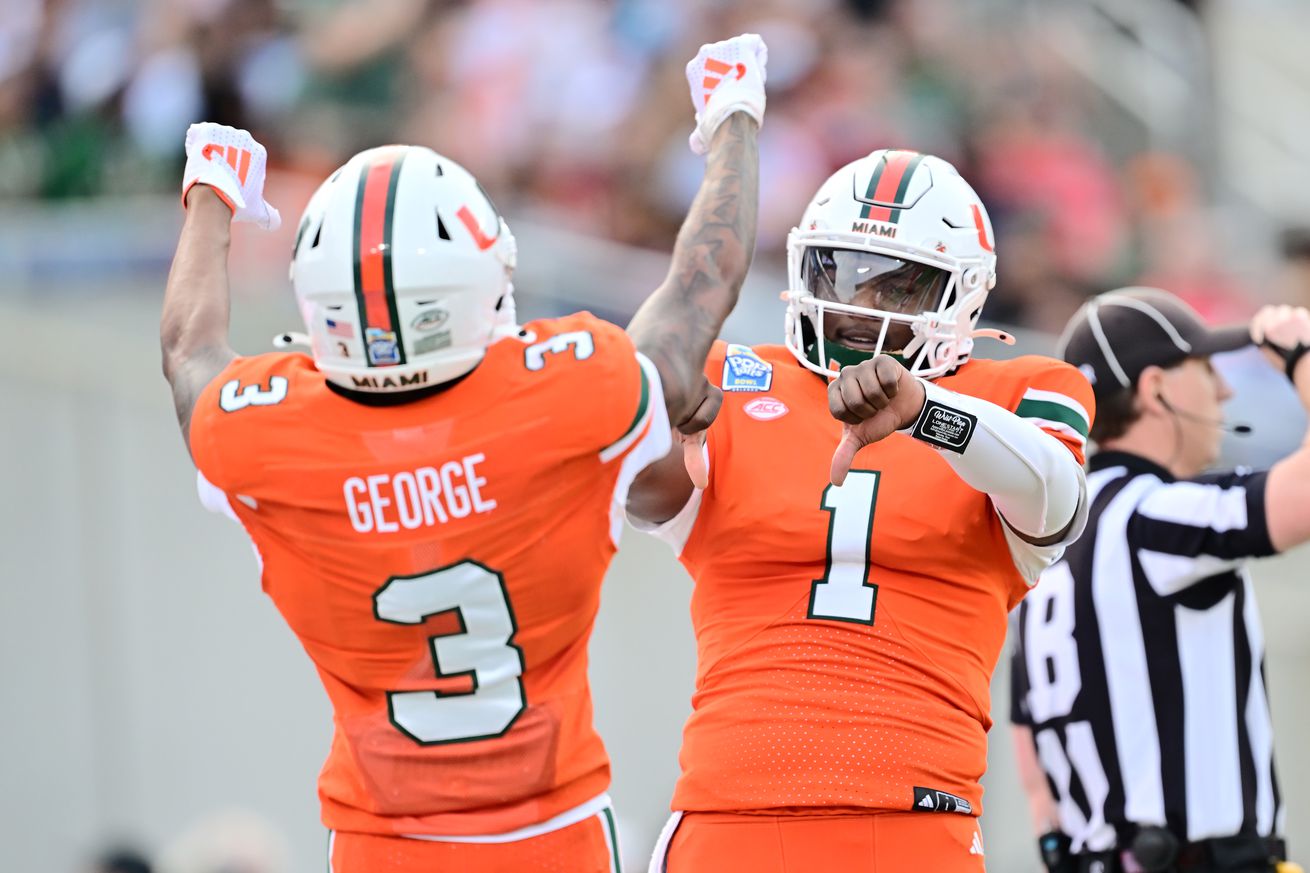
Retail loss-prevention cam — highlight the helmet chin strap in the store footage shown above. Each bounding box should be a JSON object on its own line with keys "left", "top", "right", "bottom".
{"left": 803, "top": 325, "right": 1012, "bottom": 375}
{"left": 803, "top": 332, "right": 908, "bottom": 372}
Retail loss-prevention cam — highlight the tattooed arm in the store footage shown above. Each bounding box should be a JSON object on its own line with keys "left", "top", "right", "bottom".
{"left": 628, "top": 112, "right": 760, "bottom": 428}
{"left": 625, "top": 110, "right": 760, "bottom": 522}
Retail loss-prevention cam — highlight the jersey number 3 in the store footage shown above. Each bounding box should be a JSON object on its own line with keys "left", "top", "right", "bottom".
{"left": 373, "top": 561, "right": 526, "bottom": 745}
{"left": 219, "top": 376, "right": 288, "bottom": 412}
{"left": 808, "top": 471, "right": 880, "bottom": 625}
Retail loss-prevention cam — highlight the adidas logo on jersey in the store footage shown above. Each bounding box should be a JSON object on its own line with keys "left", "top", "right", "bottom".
{"left": 970, "top": 830, "right": 985, "bottom": 856}
{"left": 912, "top": 786, "right": 973, "bottom": 815}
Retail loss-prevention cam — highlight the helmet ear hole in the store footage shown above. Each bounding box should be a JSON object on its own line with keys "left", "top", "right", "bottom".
{"left": 310, "top": 219, "right": 324, "bottom": 250}
{"left": 961, "top": 267, "right": 986, "bottom": 292}
{"left": 437, "top": 211, "right": 451, "bottom": 241}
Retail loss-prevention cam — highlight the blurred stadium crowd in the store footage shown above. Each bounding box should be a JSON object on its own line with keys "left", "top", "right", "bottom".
{"left": 7, "top": 0, "right": 1310, "bottom": 334}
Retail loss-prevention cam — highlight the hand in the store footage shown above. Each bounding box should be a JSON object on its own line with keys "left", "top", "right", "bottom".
{"left": 684, "top": 33, "right": 767, "bottom": 155}
{"left": 182, "top": 122, "right": 281, "bottom": 230}
{"left": 1252, "top": 303, "right": 1310, "bottom": 381}
{"left": 828, "top": 355, "right": 927, "bottom": 486}
{"left": 675, "top": 379, "right": 723, "bottom": 490}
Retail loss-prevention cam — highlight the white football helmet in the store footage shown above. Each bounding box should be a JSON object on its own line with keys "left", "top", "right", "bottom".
{"left": 784, "top": 149, "right": 1001, "bottom": 380}
{"left": 289, "top": 145, "right": 518, "bottom": 393}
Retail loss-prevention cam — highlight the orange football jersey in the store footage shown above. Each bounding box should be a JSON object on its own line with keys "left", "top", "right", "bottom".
{"left": 652, "top": 342, "right": 1093, "bottom": 817}
{"left": 189, "top": 312, "right": 668, "bottom": 837}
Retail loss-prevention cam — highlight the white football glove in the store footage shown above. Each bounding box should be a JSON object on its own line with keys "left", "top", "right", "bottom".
{"left": 685, "top": 33, "right": 767, "bottom": 156}
{"left": 182, "top": 122, "right": 281, "bottom": 230}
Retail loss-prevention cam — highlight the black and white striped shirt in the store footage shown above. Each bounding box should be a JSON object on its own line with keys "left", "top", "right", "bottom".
{"left": 1010, "top": 451, "right": 1282, "bottom": 852}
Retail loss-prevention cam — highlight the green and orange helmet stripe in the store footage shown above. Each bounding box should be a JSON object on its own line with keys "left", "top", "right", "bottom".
{"left": 352, "top": 147, "right": 409, "bottom": 366}
{"left": 858, "top": 150, "right": 925, "bottom": 224}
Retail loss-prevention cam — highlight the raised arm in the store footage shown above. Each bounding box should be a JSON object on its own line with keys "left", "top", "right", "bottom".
{"left": 1256, "top": 305, "right": 1310, "bottom": 552}
{"left": 161, "top": 187, "right": 237, "bottom": 452}
{"left": 624, "top": 36, "right": 763, "bottom": 521}
{"left": 627, "top": 110, "right": 759, "bottom": 430}
{"left": 160, "top": 123, "right": 280, "bottom": 456}
{"left": 628, "top": 35, "right": 764, "bottom": 428}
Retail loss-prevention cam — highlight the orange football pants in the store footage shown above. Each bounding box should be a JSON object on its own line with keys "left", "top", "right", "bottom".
{"left": 329, "top": 809, "right": 620, "bottom": 873}
{"left": 657, "top": 811, "right": 988, "bottom": 873}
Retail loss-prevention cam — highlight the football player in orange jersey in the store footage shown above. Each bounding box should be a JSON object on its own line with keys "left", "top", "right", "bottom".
{"left": 627, "top": 151, "right": 1096, "bottom": 873}
{"left": 159, "top": 35, "right": 766, "bottom": 873}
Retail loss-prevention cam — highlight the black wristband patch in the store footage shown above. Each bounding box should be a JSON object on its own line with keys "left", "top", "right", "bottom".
{"left": 911, "top": 400, "right": 976, "bottom": 452}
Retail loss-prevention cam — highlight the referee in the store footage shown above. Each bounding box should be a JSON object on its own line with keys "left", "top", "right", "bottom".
{"left": 1009, "top": 288, "right": 1310, "bottom": 873}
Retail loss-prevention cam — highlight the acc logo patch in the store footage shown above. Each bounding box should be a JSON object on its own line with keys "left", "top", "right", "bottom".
{"left": 744, "top": 397, "right": 788, "bottom": 421}
{"left": 722, "top": 343, "right": 772, "bottom": 392}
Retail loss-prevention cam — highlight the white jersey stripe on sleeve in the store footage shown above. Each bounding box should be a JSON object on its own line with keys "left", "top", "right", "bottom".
{"left": 1026, "top": 417, "right": 1088, "bottom": 451}
{"left": 600, "top": 358, "right": 657, "bottom": 463}
{"left": 608, "top": 353, "right": 673, "bottom": 546}
{"left": 1021, "top": 387, "right": 1091, "bottom": 430}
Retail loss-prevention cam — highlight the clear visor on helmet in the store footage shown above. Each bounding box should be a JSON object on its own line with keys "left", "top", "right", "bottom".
{"left": 802, "top": 247, "right": 950, "bottom": 315}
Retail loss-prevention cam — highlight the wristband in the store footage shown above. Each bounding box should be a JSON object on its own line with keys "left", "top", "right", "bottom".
{"left": 1262, "top": 339, "right": 1310, "bottom": 382}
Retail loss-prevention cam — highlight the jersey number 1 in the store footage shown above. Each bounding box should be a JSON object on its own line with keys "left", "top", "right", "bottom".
{"left": 373, "top": 561, "right": 526, "bottom": 745}
{"left": 808, "top": 471, "right": 880, "bottom": 625}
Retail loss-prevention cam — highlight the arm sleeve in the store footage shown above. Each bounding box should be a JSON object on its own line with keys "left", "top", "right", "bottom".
{"left": 904, "top": 359, "right": 1093, "bottom": 583}
{"left": 911, "top": 378, "right": 1088, "bottom": 543}
{"left": 1127, "top": 469, "right": 1275, "bottom": 596}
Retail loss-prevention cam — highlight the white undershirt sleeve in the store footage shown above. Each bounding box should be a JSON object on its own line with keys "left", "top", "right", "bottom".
{"left": 905, "top": 378, "right": 1088, "bottom": 546}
